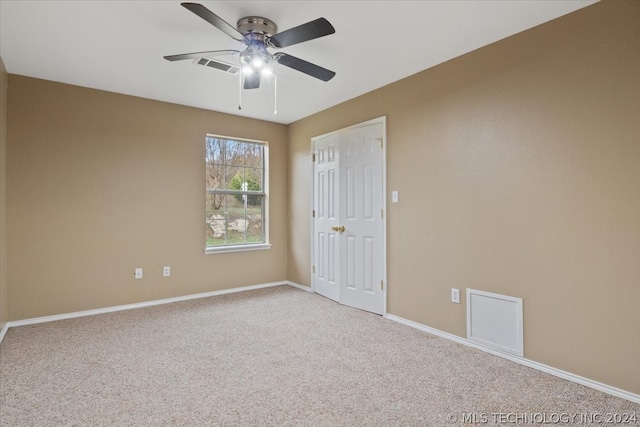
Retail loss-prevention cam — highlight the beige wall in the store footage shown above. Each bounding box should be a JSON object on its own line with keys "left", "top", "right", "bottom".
{"left": 288, "top": 0, "right": 640, "bottom": 394}
{"left": 7, "top": 76, "right": 288, "bottom": 320}
{"left": 0, "top": 57, "right": 7, "bottom": 331}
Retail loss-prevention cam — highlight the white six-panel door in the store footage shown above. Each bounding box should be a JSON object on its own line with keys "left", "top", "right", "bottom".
{"left": 313, "top": 133, "right": 340, "bottom": 302}
{"left": 338, "top": 123, "right": 384, "bottom": 313}
{"left": 312, "top": 119, "right": 385, "bottom": 315}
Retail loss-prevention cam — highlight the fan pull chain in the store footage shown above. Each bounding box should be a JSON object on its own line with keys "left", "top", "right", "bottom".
{"left": 238, "top": 69, "right": 243, "bottom": 110}
{"left": 274, "top": 74, "right": 278, "bottom": 115}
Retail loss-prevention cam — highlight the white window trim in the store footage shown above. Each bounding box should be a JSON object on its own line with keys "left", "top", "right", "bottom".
{"left": 205, "top": 243, "right": 272, "bottom": 255}
{"left": 204, "top": 134, "right": 270, "bottom": 254}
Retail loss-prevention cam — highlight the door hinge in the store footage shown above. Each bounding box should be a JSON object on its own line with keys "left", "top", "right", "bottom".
{"left": 313, "top": 265, "right": 316, "bottom": 274}
{"left": 312, "top": 153, "right": 316, "bottom": 162}
{"left": 380, "top": 280, "right": 384, "bottom": 290}
{"left": 376, "top": 137, "right": 383, "bottom": 148}
{"left": 381, "top": 209, "right": 384, "bottom": 219}
{"left": 312, "top": 210, "right": 316, "bottom": 218}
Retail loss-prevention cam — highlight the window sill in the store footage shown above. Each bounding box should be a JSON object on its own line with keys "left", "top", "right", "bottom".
{"left": 204, "top": 243, "right": 272, "bottom": 255}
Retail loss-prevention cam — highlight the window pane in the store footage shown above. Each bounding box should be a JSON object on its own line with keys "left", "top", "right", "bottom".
{"left": 206, "top": 163, "right": 223, "bottom": 191}
{"left": 227, "top": 167, "right": 262, "bottom": 193}
{"left": 206, "top": 193, "right": 228, "bottom": 246}
{"left": 226, "top": 207, "right": 246, "bottom": 244}
{"left": 247, "top": 216, "right": 263, "bottom": 243}
{"left": 206, "top": 193, "right": 226, "bottom": 217}
{"left": 206, "top": 137, "right": 225, "bottom": 165}
{"left": 245, "top": 144, "right": 263, "bottom": 169}
{"left": 225, "top": 139, "right": 246, "bottom": 167}
{"left": 206, "top": 194, "right": 264, "bottom": 247}
{"left": 224, "top": 164, "right": 241, "bottom": 190}
{"left": 245, "top": 167, "right": 263, "bottom": 192}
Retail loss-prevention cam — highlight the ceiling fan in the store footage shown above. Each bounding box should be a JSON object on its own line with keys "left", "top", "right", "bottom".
{"left": 164, "top": 2, "right": 336, "bottom": 92}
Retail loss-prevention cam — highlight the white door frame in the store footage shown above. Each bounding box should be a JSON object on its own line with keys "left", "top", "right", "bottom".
{"left": 310, "top": 116, "right": 387, "bottom": 316}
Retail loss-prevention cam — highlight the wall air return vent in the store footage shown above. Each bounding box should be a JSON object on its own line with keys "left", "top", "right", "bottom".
{"left": 466, "top": 289, "right": 523, "bottom": 357}
{"left": 194, "top": 58, "right": 239, "bottom": 74}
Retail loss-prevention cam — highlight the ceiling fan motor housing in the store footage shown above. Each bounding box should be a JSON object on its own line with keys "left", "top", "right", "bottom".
{"left": 237, "top": 16, "right": 278, "bottom": 37}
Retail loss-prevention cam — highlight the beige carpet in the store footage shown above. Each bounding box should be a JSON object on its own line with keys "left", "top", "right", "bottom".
{"left": 1, "top": 285, "right": 638, "bottom": 426}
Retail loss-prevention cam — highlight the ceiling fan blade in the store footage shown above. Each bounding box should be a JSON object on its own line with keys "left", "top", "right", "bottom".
{"left": 276, "top": 53, "right": 336, "bottom": 82}
{"left": 244, "top": 73, "right": 261, "bottom": 89}
{"left": 269, "top": 18, "right": 335, "bottom": 48}
{"left": 181, "top": 3, "right": 245, "bottom": 42}
{"left": 164, "top": 49, "right": 239, "bottom": 62}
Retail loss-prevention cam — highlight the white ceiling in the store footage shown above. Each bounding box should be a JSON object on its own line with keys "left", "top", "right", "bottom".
{"left": 0, "top": 1, "right": 597, "bottom": 125}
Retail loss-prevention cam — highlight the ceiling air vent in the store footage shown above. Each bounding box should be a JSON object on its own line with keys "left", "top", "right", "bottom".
{"left": 194, "top": 58, "right": 239, "bottom": 74}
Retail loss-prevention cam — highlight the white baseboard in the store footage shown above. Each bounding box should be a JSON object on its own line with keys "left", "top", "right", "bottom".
{"left": 0, "top": 323, "right": 8, "bottom": 343}
{"left": 385, "top": 313, "right": 640, "bottom": 404}
{"left": 283, "top": 281, "right": 312, "bottom": 292}
{"left": 1, "top": 281, "right": 295, "bottom": 331}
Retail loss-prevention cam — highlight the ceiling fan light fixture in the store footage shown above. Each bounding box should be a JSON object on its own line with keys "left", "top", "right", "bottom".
{"left": 239, "top": 38, "right": 274, "bottom": 74}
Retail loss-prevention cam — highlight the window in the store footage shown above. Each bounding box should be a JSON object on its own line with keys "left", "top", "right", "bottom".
{"left": 205, "top": 135, "right": 269, "bottom": 253}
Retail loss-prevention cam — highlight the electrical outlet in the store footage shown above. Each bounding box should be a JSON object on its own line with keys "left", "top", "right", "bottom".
{"left": 134, "top": 268, "right": 143, "bottom": 279}
{"left": 451, "top": 288, "right": 460, "bottom": 304}
{"left": 163, "top": 266, "right": 171, "bottom": 277}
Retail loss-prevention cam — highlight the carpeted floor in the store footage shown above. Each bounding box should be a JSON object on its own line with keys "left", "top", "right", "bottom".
{"left": 1, "top": 285, "right": 638, "bottom": 426}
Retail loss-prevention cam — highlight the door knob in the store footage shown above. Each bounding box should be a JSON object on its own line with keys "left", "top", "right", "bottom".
{"left": 331, "top": 226, "right": 345, "bottom": 233}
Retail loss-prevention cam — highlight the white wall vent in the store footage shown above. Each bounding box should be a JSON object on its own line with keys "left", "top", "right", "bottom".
{"left": 194, "top": 58, "right": 239, "bottom": 75}
{"left": 466, "top": 289, "right": 523, "bottom": 357}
